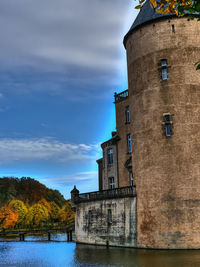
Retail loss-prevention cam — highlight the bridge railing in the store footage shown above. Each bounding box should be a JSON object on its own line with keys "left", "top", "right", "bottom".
{"left": 73, "top": 186, "right": 136, "bottom": 204}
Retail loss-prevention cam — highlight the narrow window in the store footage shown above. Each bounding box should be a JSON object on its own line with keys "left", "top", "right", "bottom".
{"left": 163, "top": 113, "right": 173, "bottom": 137}
{"left": 129, "top": 171, "right": 133, "bottom": 186}
{"left": 165, "top": 124, "right": 172, "bottom": 137}
{"left": 125, "top": 106, "right": 130, "bottom": 123}
{"left": 109, "top": 177, "right": 115, "bottom": 189}
{"left": 108, "top": 209, "right": 112, "bottom": 224}
{"left": 127, "top": 134, "right": 132, "bottom": 153}
{"left": 88, "top": 210, "right": 93, "bottom": 224}
{"left": 172, "top": 24, "right": 175, "bottom": 33}
{"left": 161, "top": 59, "right": 168, "bottom": 80}
{"left": 107, "top": 148, "right": 113, "bottom": 165}
{"left": 164, "top": 114, "right": 171, "bottom": 123}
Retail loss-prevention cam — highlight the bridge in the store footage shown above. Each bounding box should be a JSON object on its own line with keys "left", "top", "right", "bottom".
{"left": 0, "top": 224, "right": 75, "bottom": 242}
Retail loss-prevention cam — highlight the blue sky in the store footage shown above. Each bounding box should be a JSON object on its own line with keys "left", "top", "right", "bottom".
{"left": 0, "top": 0, "right": 138, "bottom": 199}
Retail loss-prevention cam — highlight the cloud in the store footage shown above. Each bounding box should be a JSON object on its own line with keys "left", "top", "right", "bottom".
{"left": 0, "top": 137, "right": 101, "bottom": 165}
{"left": 0, "top": 0, "right": 129, "bottom": 71}
{"left": 0, "top": 0, "right": 136, "bottom": 99}
{"left": 41, "top": 171, "right": 98, "bottom": 187}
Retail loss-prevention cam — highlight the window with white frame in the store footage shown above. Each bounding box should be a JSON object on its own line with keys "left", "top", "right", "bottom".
{"left": 127, "top": 134, "right": 132, "bottom": 153}
{"left": 125, "top": 106, "right": 130, "bottom": 123}
{"left": 109, "top": 177, "right": 115, "bottom": 189}
{"left": 107, "top": 148, "right": 114, "bottom": 165}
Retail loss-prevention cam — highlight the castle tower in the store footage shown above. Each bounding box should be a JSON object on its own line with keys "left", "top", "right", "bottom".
{"left": 124, "top": 1, "right": 200, "bottom": 248}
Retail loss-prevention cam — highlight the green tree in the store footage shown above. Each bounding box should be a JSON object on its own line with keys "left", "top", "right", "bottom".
{"left": 0, "top": 181, "right": 17, "bottom": 206}
{"left": 9, "top": 200, "right": 28, "bottom": 226}
{"left": 46, "top": 189, "right": 66, "bottom": 207}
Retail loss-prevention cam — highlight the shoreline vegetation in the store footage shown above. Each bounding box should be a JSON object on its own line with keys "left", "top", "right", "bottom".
{"left": 0, "top": 177, "right": 74, "bottom": 231}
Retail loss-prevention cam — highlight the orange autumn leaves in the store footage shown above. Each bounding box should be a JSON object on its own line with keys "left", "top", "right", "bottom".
{"left": 0, "top": 207, "right": 18, "bottom": 229}
{"left": 0, "top": 199, "right": 74, "bottom": 230}
{"left": 135, "top": 0, "right": 197, "bottom": 16}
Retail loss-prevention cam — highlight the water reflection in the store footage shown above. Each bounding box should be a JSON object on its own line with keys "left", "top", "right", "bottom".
{"left": 0, "top": 239, "right": 200, "bottom": 267}
{"left": 75, "top": 244, "right": 200, "bottom": 267}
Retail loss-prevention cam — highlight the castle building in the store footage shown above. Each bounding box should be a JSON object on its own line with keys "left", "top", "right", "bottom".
{"left": 71, "top": 1, "right": 200, "bottom": 249}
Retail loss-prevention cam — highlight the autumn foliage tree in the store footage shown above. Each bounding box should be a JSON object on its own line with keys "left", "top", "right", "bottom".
{"left": 49, "top": 201, "right": 60, "bottom": 222}
{"left": 0, "top": 206, "right": 18, "bottom": 229}
{"left": 135, "top": 0, "right": 200, "bottom": 69}
{"left": 9, "top": 200, "right": 27, "bottom": 226}
{"left": 38, "top": 198, "right": 51, "bottom": 212}
{"left": 0, "top": 177, "right": 74, "bottom": 230}
{"left": 25, "top": 203, "right": 49, "bottom": 228}
{"left": 0, "top": 177, "right": 66, "bottom": 208}
{"left": 135, "top": 0, "right": 200, "bottom": 15}
{"left": 59, "top": 201, "right": 75, "bottom": 225}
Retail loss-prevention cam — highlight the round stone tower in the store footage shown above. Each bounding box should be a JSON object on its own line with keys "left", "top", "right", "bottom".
{"left": 124, "top": 1, "right": 200, "bottom": 248}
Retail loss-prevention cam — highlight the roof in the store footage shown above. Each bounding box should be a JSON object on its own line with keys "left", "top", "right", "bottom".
{"left": 96, "top": 158, "right": 103, "bottom": 164}
{"left": 101, "top": 134, "right": 120, "bottom": 149}
{"left": 123, "top": 0, "right": 199, "bottom": 47}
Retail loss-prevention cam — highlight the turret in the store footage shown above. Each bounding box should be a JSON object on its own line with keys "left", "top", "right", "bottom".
{"left": 70, "top": 186, "right": 79, "bottom": 211}
{"left": 124, "top": 0, "right": 200, "bottom": 248}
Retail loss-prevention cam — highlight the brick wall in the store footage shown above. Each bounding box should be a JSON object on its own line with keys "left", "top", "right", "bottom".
{"left": 126, "top": 17, "right": 200, "bottom": 248}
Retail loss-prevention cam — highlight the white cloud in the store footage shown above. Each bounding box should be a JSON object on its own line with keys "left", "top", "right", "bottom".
{"left": 41, "top": 171, "right": 98, "bottom": 186}
{"left": 0, "top": 0, "right": 138, "bottom": 100}
{"left": 0, "top": 0, "right": 133, "bottom": 72}
{"left": 0, "top": 137, "right": 101, "bottom": 165}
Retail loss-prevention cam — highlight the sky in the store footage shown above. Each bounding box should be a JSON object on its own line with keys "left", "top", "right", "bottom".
{"left": 0, "top": 0, "right": 138, "bottom": 199}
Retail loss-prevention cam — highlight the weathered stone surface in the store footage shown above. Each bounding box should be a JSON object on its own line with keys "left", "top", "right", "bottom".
{"left": 125, "top": 17, "right": 200, "bottom": 249}
{"left": 75, "top": 197, "right": 137, "bottom": 247}
{"left": 115, "top": 98, "right": 132, "bottom": 187}
{"left": 102, "top": 144, "right": 119, "bottom": 190}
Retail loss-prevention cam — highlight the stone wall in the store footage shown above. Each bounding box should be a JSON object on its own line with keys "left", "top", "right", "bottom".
{"left": 75, "top": 196, "right": 137, "bottom": 247}
{"left": 102, "top": 144, "right": 119, "bottom": 190}
{"left": 115, "top": 97, "right": 132, "bottom": 187}
{"left": 125, "top": 17, "right": 200, "bottom": 248}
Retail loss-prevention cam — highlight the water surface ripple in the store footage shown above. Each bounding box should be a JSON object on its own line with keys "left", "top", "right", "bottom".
{"left": 1, "top": 238, "right": 200, "bottom": 266}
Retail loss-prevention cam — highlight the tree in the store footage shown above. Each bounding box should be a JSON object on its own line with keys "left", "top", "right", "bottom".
{"left": 0, "top": 177, "right": 66, "bottom": 207}
{"left": 38, "top": 198, "right": 51, "bottom": 212}
{"left": 0, "top": 206, "right": 18, "bottom": 229}
{"left": 59, "top": 201, "right": 75, "bottom": 225}
{"left": 46, "top": 189, "right": 66, "bottom": 208}
{"left": 25, "top": 203, "right": 49, "bottom": 228}
{"left": 136, "top": 0, "right": 200, "bottom": 15}
{"left": 49, "top": 201, "right": 60, "bottom": 222}
{"left": 8, "top": 200, "right": 28, "bottom": 226}
{"left": 135, "top": 0, "right": 200, "bottom": 69}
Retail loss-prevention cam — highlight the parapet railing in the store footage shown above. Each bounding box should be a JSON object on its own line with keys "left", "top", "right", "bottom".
{"left": 73, "top": 186, "right": 136, "bottom": 204}
{"left": 114, "top": 90, "right": 128, "bottom": 103}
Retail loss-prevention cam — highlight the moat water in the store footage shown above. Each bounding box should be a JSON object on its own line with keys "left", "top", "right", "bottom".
{"left": 1, "top": 234, "right": 200, "bottom": 266}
